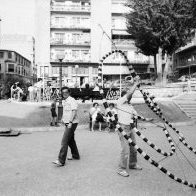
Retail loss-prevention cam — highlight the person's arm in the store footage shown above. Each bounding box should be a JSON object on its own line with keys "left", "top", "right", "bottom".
{"left": 126, "top": 76, "right": 140, "bottom": 100}
{"left": 68, "top": 99, "right": 78, "bottom": 128}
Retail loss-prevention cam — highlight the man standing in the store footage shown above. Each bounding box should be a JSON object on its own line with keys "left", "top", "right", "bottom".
{"left": 53, "top": 86, "right": 80, "bottom": 167}
{"left": 116, "top": 76, "right": 147, "bottom": 177}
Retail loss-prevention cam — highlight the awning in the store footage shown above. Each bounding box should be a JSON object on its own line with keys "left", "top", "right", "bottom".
{"left": 102, "top": 65, "right": 130, "bottom": 75}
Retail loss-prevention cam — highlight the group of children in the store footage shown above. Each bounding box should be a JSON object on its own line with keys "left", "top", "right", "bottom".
{"left": 89, "top": 102, "right": 117, "bottom": 132}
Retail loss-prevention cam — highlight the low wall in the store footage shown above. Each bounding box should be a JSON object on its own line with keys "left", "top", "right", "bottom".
{"left": 133, "top": 86, "right": 184, "bottom": 98}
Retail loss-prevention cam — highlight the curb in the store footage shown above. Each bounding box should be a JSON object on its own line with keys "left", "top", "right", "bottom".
{"left": 0, "top": 121, "right": 195, "bottom": 134}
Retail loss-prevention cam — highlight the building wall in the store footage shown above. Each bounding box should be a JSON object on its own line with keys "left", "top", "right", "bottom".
{"left": 0, "top": 50, "right": 32, "bottom": 83}
{"left": 35, "top": 0, "right": 51, "bottom": 77}
{"left": 90, "top": 0, "right": 112, "bottom": 62}
{"left": 0, "top": 34, "right": 36, "bottom": 80}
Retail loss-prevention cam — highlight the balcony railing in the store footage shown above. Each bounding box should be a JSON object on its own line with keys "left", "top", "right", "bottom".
{"left": 109, "top": 58, "right": 150, "bottom": 64}
{"left": 50, "top": 56, "right": 91, "bottom": 63}
{"left": 50, "top": 24, "right": 90, "bottom": 29}
{"left": 178, "top": 59, "right": 196, "bottom": 68}
{"left": 113, "top": 39, "right": 135, "bottom": 46}
{"left": 50, "top": 38, "right": 90, "bottom": 46}
{"left": 51, "top": 5, "right": 90, "bottom": 12}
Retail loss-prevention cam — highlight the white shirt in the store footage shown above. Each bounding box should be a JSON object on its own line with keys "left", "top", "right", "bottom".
{"left": 62, "top": 96, "right": 78, "bottom": 124}
{"left": 116, "top": 95, "right": 137, "bottom": 125}
{"left": 90, "top": 107, "right": 101, "bottom": 121}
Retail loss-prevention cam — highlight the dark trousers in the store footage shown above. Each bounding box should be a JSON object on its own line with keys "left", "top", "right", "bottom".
{"left": 58, "top": 123, "right": 80, "bottom": 164}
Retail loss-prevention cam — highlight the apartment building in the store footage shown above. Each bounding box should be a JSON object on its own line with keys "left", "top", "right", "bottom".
{"left": 173, "top": 36, "right": 196, "bottom": 78}
{"left": 36, "top": 0, "right": 153, "bottom": 86}
{"left": 0, "top": 50, "right": 32, "bottom": 83}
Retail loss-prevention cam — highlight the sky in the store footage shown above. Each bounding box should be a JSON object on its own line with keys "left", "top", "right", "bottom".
{"left": 0, "top": 0, "right": 35, "bottom": 36}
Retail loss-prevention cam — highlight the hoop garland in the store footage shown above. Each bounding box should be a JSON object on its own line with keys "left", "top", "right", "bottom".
{"left": 98, "top": 50, "right": 196, "bottom": 189}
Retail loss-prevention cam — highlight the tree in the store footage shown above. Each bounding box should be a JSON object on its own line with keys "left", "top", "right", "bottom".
{"left": 126, "top": 0, "right": 196, "bottom": 84}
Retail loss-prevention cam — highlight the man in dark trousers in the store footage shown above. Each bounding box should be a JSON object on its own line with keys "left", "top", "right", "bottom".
{"left": 53, "top": 86, "right": 80, "bottom": 167}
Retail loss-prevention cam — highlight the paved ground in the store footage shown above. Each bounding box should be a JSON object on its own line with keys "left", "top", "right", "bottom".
{"left": 1, "top": 125, "right": 196, "bottom": 196}
{"left": 0, "top": 97, "right": 196, "bottom": 196}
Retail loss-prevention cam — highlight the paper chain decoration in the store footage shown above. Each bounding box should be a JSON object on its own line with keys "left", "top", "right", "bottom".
{"left": 99, "top": 50, "right": 196, "bottom": 189}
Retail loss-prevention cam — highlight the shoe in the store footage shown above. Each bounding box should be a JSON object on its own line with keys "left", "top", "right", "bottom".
{"left": 67, "top": 156, "right": 80, "bottom": 160}
{"left": 117, "top": 170, "right": 129, "bottom": 177}
{"left": 52, "top": 160, "right": 64, "bottom": 167}
{"left": 129, "top": 165, "right": 142, "bottom": 170}
{"left": 50, "top": 122, "right": 54, "bottom": 126}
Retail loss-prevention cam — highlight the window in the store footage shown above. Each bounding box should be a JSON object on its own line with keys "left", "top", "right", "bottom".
{"left": 55, "top": 33, "right": 65, "bottom": 42}
{"left": 8, "top": 52, "right": 12, "bottom": 59}
{"left": 78, "top": 67, "right": 88, "bottom": 74}
{"left": 72, "top": 33, "right": 80, "bottom": 43}
{"left": 0, "top": 52, "right": 4, "bottom": 58}
{"left": 92, "top": 67, "right": 98, "bottom": 74}
{"left": 62, "top": 67, "right": 68, "bottom": 76}
{"left": 72, "top": 50, "right": 80, "bottom": 59}
{"left": 8, "top": 64, "right": 14, "bottom": 72}
{"left": 55, "top": 17, "right": 64, "bottom": 24}
{"left": 52, "top": 67, "right": 58, "bottom": 75}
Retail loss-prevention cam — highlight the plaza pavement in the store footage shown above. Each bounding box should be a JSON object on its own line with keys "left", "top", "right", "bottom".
{"left": 0, "top": 97, "right": 196, "bottom": 195}
{"left": 1, "top": 125, "right": 196, "bottom": 196}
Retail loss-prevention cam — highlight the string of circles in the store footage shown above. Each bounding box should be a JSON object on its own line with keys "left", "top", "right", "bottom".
{"left": 98, "top": 50, "right": 196, "bottom": 189}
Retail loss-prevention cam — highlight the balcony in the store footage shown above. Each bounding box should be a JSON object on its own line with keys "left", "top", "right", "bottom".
{"left": 50, "top": 57, "right": 91, "bottom": 63}
{"left": 50, "top": 24, "right": 90, "bottom": 30}
{"left": 50, "top": 38, "right": 90, "bottom": 46}
{"left": 50, "top": 52, "right": 91, "bottom": 63}
{"left": 177, "top": 59, "right": 196, "bottom": 69}
{"left": 113, "top": 39, "right": 135, "bottom": 47}
{"left": 51, "top": 5, "right": 90, "bottom": 13}
{"left": 111, "top": 4, "right": 129, "bottom": 14}
{"left": 108, "top": 58, "right": 150, "bottom": 64}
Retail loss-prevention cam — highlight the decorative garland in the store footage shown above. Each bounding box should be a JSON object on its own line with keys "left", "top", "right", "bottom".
{"left": 99, "top": 50, "right": 196, "bottom": 188}
{"left": 133, "top": 126, "right": 175, "bottom": 157}
{"left": 116, "top": 124, "right": 196, "bottom": 189}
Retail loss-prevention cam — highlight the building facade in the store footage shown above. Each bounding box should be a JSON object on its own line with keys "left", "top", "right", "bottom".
{"left": 36, "top": 0, "right": 154, "bottom": 87}
{"left": 0, "top": 50, "right": 32, "bottom": 83}
{"left": 0, "top": 34, "right": 37, "bottom": 83}
{"left": 173, "top": 36, "right": 196, "bottom": 78}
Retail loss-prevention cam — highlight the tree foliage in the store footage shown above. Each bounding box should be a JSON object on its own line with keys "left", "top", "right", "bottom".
{"left": 126, "top": 0, "right": 196, "bottom": 56}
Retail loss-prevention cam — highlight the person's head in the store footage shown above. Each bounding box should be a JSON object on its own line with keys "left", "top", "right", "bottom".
{"left": 85, "top": 83, "right": 89, "bottom": 89}
{"left": 61, "top": 86, "right": 71, "bottom": 99}
{"left": 93, "top": 102, "right": 99, "bottom": 108}
{"left": 109, "top": 103, "right": 114, "bottom": 109}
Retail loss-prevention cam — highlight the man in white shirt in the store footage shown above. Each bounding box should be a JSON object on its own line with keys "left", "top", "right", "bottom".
{"left": 53, "top": 87, "right": 80, "bottom": 167}
{"left": 116, "top": 76, "right": 151, "bottom": 177}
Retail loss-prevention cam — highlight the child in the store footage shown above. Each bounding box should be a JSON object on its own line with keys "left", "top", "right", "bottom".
{"left": 50, "top": 99, "right": 58, "bottom": 126}
{"left": 105, "top": 103, "right": 117, "bottom": 132}
{"left": 89, "top": 102, "right": 105, "bottom": 131}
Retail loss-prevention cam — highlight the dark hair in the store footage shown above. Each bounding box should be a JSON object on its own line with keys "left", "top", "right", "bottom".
{"left": 93, "top": 102, "right": 99, "bottom": 107}
{"left": 85, "top": 83, "right": 89, "bottom": 89}
{"left": 121, "top": 90, "right": 127, "bottom": 97}
{"left": 109, "top": 103, "right": 114, "bottom": 107}
{"left": 61, "top": 86, "right": 70, "bottom": 93}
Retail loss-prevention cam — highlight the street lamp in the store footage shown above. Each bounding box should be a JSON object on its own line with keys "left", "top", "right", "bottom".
{"left": 75, "top": 64, "right": 79, "bottom": 88}
{"left": 57, "top": 53, "right": 65, "bottom": 121}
